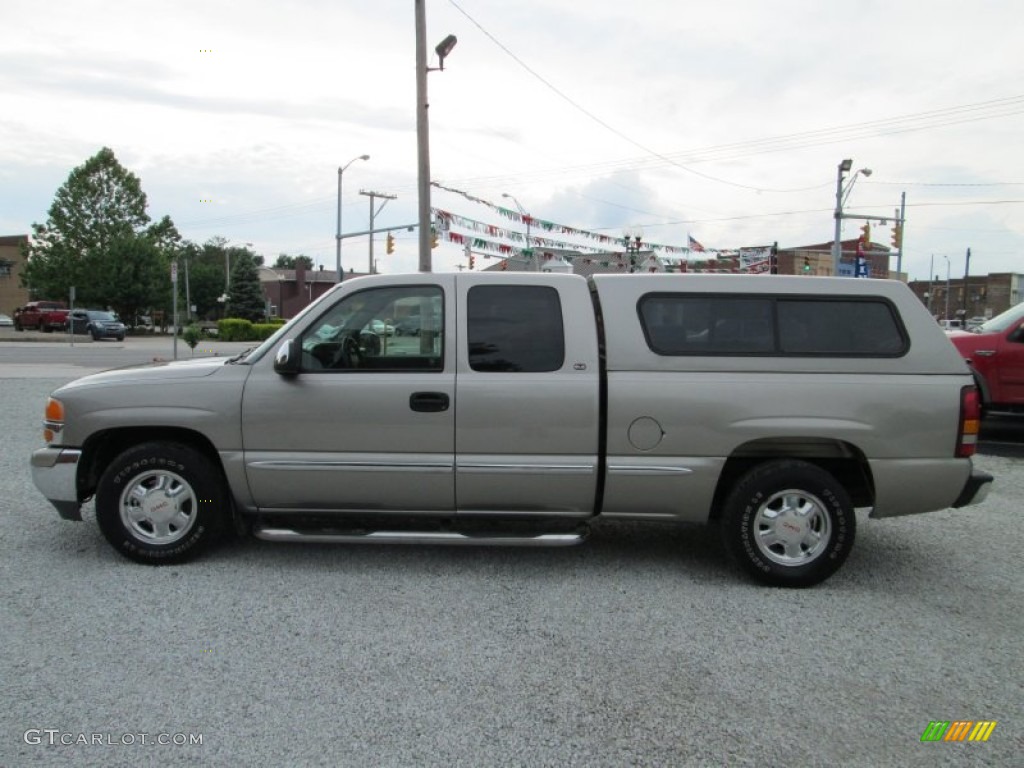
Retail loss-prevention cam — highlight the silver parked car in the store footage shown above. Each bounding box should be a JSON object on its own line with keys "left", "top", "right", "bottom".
{"left": 66, "top": 309, "right": 126, "bottom": 340}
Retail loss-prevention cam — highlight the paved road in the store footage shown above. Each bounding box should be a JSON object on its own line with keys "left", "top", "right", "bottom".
{"left": 1, "top": 366, "right": 1021, "bottom": 767}
{"left": 0, "top": 330, "right": 254, "bottom": 377}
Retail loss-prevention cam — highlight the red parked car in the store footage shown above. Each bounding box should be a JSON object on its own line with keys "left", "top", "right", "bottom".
{"left": 948, "top": 302, "right": 1024, "bottom": 415}
{"left": 12, "top": 301, "right": 70, "bottom": 332}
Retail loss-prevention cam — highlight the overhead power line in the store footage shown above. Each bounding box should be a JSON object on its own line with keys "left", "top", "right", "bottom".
{"left": 448, "top": 0, "right": 1024, "bottom": 193}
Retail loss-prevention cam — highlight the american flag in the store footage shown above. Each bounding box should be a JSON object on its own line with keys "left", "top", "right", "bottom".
{"left": 688, "top": 235, "right": 705, "bottom": 252}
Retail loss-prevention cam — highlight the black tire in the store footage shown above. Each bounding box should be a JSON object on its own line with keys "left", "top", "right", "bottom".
{"left": 95, "top": 442, "right": 227, "bottom": 564}
{"left": 720, "top": 459, "right": 856, "bottom": 588}
{"left": 91, "top": 327, "right": 102, "bottom": 341}
{"left": 116, "top": 335, "right": 124, "bottom": 341}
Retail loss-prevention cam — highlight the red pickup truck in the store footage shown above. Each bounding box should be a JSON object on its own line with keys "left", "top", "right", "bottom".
{"left": 949, "top": 301, "right": 1024, "bottom": 415}
{"left": 13, "top": 301, "right": 70, "bottom": 333}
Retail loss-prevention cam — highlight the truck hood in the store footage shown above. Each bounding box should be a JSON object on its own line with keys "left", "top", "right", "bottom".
{"left": 948, "top": 330, "right": 998, "bottom": 355}
{"left": 57, "top": 356, "right": 232, "bottom": 392}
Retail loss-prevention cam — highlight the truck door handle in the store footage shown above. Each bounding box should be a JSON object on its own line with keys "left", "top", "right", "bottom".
{"left": 409, "top": 392, "right": 450, "bottom": 412}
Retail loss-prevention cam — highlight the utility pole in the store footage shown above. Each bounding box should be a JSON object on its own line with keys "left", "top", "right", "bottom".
{"left": 895, "top": 191, "right": 906, "bottom": 277}
{"left": 962, "top": 247, "right": 972, "bottom": 318}
{"left": 927, "top": 254, "right": 934, "bottom": 314}
{"left": 415, "top": 1, "right": 456, "bottom": 273}
{"left": 360, "top": 189, "right": 396, "bottom": 275}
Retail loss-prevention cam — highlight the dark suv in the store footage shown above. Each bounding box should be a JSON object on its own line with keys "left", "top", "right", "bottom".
{"left": 67, "top": 309, "right": 126, "bottom": 341}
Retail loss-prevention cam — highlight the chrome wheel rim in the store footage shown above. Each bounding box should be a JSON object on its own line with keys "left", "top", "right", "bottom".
{"left": 119, "top": 469, "right": 198, "bottom": 544}
{"left": 753, "top": 489, "right": 832, "bottom": 566}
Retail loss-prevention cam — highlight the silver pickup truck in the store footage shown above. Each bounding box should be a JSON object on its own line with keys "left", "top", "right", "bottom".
{"left": 31, "top": 273, "right": 992, "bottom": 586}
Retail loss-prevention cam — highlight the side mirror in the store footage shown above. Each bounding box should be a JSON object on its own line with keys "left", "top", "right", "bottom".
{"left": 274, "top": 339, "right": 300, "bottom": 375}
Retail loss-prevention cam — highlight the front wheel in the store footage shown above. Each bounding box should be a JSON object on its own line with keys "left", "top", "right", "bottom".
{"left": 720, "top": 460, "right": 856, "bottom": 588}
{"left": 95, "top": 442, "right": 227, "bottom": 564}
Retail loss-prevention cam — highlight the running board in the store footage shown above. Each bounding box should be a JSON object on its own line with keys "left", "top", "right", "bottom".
{"left": 253, "top": 527, "right": 585, "bottom": 547}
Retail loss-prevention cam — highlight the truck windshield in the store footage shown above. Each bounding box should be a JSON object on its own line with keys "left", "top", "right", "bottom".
{"left": 977, "top": 302, "right": 1024, "bottom": 333}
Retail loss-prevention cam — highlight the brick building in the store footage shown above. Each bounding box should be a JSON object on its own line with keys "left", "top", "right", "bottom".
{"left": 0, "top": 235, "right": 30, "bottom": 315}
{"left": 906, "top": 273, "right": 1023, "bottom": 322}
{"left": 259, "top": 263, "right": 369, "bottom": 319}
{"left": 774, "top": 239, "right": 892, "bottom": 278}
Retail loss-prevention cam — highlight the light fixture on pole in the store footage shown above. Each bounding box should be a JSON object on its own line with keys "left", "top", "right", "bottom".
{"left": 624, "top": 226, "right": 644, "bottom": 273}
{"left": 415, "top": 0, "right": 457, "bottom": 273}
{"left": 336, "top": 154, "right": 370, "bottom": 283}
{"left": 832, "top": 159, "right": 872, "bottom": 272}
{"left": 502, "top": 193, "right": 533, "bottom": 270}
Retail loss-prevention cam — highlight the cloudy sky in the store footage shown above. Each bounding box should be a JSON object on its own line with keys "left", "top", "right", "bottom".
{"left": 2, "top": 0, "right": 1022, "bottom": 283}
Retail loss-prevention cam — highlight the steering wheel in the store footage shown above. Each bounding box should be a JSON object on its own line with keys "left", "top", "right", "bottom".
{"left": 341, "top": 336, "right": 361, "bottom": 369}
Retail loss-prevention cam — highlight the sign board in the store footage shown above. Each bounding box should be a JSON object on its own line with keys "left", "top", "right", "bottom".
{"left": 171, "top": 262, "right": 178, "bottom": 281}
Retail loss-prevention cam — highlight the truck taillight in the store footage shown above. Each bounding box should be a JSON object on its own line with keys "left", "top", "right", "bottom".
{"left": 956, "top": 386, "right": 981, "bottom": 458}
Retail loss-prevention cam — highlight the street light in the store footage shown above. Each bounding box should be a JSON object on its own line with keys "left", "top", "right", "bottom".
{"left": 624, "top": 226, "right": 643, "bottom": 272}
{"left": 502, "top": 193, "right": 533, "bottom": 270}
{"left": 336, "top": 154, "right": 369, "bottom": 283}
{"left": 832, "top": 159, "right": 872, "bottom": 271}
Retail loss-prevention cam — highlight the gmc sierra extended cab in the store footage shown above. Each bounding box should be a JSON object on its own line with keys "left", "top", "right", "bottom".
{"left": 31, "top": 273, "right": 992, "bottom": 587}
{"left": 13, "top": 301, "right": 69, "bottom": 332}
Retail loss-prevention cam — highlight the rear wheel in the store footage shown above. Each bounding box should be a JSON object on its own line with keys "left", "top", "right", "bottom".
{"left": 720, "top": 459, "right": 856, "bottom": 587}
{"left": 95, "top": 442, "right": 227, "bottom": 564}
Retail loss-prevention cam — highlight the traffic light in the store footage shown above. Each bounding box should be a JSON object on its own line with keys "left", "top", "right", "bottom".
{"left": 891, "top": 222, "right": 902, "bottom": 249}
{"left": 859, "top": 222, "right": 871, "bottom": 247}
{"left": 500, "top": 259, "right": 508, "bottom": 271}
{"left": 430, "top": 228, "right": 439, "bottom": 249}
{"left": 386, "top": 233, "right": 395, "bottom": 255}
{"left": 468, "top": 254, "right": 475, "bottom": 270}
{"left": 802, "top": 256, "right": 811, "bottom": 273}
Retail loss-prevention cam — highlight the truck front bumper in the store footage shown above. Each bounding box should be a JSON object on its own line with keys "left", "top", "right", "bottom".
{"left": 31, "top": 447, "right": 83, "bottom": 520}
{"left": 952, "top": 469, "right": 994, "bottom": 508}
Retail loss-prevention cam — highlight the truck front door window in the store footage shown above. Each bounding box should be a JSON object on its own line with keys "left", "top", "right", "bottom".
{"left": 301, "top": 285, "right": 444, "bottom": 372}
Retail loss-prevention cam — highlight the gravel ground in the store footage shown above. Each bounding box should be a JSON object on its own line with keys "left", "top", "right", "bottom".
{"left": 1, "top": 377, "right": 1021, "bottom": 767}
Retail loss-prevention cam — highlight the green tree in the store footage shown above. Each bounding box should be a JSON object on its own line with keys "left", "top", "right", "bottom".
{"left": 21, "top": 148, "right": 173, "bottom": 315}
{"left": 273, "top": 253, "right": 313, "bottom": 269}
{"left": 166, "top": 238, "right": 263, "bottom": 322}
{"left": 226, "top": 252, "right": 265, "bottom": 321}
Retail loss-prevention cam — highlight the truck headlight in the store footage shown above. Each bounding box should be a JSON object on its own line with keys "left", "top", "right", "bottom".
{"left": 43, "top": 397, "right": 65, "bottom": 445}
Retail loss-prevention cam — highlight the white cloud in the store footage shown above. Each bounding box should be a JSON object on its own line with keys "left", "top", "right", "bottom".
{"left": 1, "top": 0, "right": 1022, "bottom": 282}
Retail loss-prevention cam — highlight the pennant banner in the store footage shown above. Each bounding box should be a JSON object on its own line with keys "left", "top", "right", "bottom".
{"left": 431, "top": 183, "right": 747, "bottom": 255}
{"left": 430, "top": 184, "right": 777, "bottom": 273}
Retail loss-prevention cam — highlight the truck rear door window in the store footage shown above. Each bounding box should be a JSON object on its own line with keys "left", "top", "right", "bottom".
{"left": 639, "top": 294, "right": 906, "bottom": 357}
{"left": 468, "top": 285, "right": 565, "bottom": 372}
